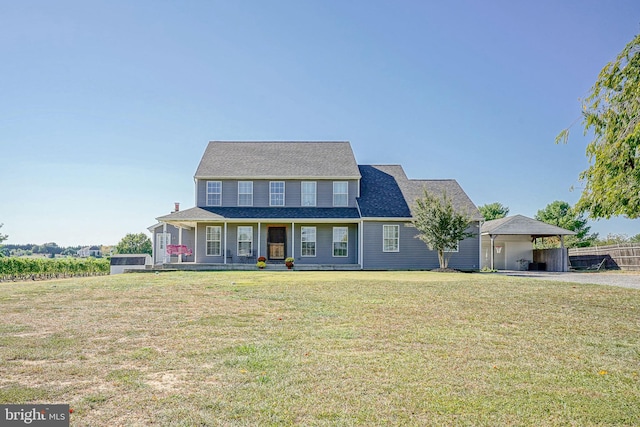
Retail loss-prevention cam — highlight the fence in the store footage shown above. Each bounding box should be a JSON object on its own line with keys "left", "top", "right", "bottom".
{"left": 568, "top": 244, "right": 640, "bottom": 271}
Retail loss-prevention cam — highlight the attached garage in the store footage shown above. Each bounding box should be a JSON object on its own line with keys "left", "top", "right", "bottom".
{"left": 481, "top": 215, "right": 576, "bottom": 272}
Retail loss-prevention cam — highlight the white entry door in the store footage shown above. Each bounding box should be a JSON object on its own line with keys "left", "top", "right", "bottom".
{"left": 156, "top": 233, "right": 171, "bottom": 264}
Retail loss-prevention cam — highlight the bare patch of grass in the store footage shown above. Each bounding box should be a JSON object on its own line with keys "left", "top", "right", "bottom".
{"left": 0, "top": 271, "right": 638, "bottom": 425}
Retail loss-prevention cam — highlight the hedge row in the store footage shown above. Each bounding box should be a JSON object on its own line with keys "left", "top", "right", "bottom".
{"left": 0, "top": 257, "right": 110, "bottom": 282}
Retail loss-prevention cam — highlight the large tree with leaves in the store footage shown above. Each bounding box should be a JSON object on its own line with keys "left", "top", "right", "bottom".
{"left": 557, "top": 33, "right": 640, "bottom": 219}
{"left": 535, "top": 200, "right": 594, "bottom": 248}
{"left": 411, "top": 190, "right": 475, "bottom": 269}
{"left": 115, "top": 233, "right": 152, "bottom": 255}
{"left": 478, "top": 202, "right": 509, "bottom": 221}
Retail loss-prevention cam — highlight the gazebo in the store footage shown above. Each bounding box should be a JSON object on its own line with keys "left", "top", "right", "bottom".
{"left": 480, "top": 215, "right": 576, "bottom": 272}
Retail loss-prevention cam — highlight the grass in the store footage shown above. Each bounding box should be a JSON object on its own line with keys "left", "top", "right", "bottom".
{"left": 0, "top": 271, "right": 638, "bottom": 426}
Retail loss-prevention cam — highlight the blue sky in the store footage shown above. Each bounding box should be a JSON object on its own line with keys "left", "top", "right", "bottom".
{"left": 1, "top": 0, "right": 639, "bottom": 246}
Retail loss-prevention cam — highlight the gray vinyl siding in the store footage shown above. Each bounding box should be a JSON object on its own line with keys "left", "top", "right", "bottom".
{"left": 361, "top": 221, "right": 480, "bottom": 270}
{"left": 197, "top": 179, "right": 360, "bottom": 208}
{"left": 292, "top": 223, "right": 358, "bottom": 264}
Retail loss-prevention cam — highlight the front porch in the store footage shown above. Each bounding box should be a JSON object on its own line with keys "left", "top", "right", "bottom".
{"left": 154, "top": 262, "right": 362, "bottom": 271}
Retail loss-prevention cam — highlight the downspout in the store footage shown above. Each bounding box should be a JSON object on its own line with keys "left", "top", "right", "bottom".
{"left": 178, "top": 227, "right": 183, "bottom": 264}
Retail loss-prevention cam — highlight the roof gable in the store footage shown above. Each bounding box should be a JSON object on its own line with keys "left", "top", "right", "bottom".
{"left": 195, "top": 141, "right": 361, "bottom": 179}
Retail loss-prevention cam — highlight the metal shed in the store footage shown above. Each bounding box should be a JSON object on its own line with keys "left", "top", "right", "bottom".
{"left": 110, "top": 254, "right": 153, "bottom": 274}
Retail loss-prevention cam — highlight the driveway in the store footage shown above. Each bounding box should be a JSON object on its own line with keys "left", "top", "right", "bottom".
{"left": 498, "top": 271, "right": 640, "bottom": 290}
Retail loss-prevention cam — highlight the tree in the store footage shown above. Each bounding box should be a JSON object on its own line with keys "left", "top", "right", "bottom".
{"left": 411, "top": 189, "right": 476, "bottom": 269}
{"left": 116, "top": 233, "right": 152, "bottom": 255}
{"left": 478, "top": 202, "right": 509, "bottom": 221}
{"left": 0, "top": 224, "right": 7, "bottom": 257}
{"left": 556, "top": 33, "right": 640, "bottom": 219}
{"left": 535, "top": 201, "right": 594, "bottom": 248}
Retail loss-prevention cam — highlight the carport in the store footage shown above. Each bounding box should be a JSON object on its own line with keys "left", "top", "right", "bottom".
{"left": 481, "top": 215, "right": 576, "bottom": 272}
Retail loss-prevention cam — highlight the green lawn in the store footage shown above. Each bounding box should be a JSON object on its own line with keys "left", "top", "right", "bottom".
{"left": 0, "top": 271, "right": 638, "bottom": 426}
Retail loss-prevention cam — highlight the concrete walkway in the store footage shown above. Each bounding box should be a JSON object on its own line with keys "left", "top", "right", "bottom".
{"left": 497, "top": 270, "right": 640, "bottom": 290}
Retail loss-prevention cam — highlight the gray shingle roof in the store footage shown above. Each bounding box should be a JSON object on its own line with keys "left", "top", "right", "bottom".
{"left": 195, "top": 141, "right": 361, "bottom": 179}
{"left": 157, "top": 207, "right": 360, "bottom": 221}
{"left": 481, "top": 215, "right": 576, "bottom": 236}
{"left": 357, "top": 165, "right": 411, "bottom": 217}
{"left": 358, "top": 165, "right": 481, "bottom": 220}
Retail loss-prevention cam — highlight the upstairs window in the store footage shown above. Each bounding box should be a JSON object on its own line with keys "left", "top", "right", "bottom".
{"left": 270, "top": 181, "right": 285, "bottom": 206}
{"left": 238, "top": 181, "right": 253, "bottom": 206}
{"left": 383, "top": 225, "right": 399, "bottom": 252}
{"left": 333, "top": 181, "right": 348, "bottom": 206}
{"left": 301, "top": 181, "right": 317, "bottom": 206}
{"left": 206, "top": 181, "right": 222, "bottom": 206}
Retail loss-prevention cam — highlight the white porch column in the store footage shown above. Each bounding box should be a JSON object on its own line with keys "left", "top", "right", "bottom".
{"left": 560, "top": 235, "right": 566, "bottom": 272}
{"left": 490, "top": 234, "right": 496, "bottom": 270}
{"left": 162, "top": 222, "right": 168, "bottom": 264}
{"left": 291, "top": 222, "right": 295, "bottom": 258}
{"left": 359, "top": 220, "right": 364, "bottom": 269}
{"left": 194, "top": 223, "right": 198, "bottom": 264}
{"left": 224, "top": 222, "right": 228, "bottom": 264}
{"left": 258, "top": 222, "right": 261, "bottom": 258}
{"left": 178, "top": 227, "right": 183, "bottom": 263}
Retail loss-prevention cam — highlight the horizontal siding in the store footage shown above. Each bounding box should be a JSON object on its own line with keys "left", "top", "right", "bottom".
{"left": 194, "top": 222, "right": 358, "bottom": 265}
{"left": 362, "top": 221, "right": 480, "bottom": 270}
{"left": 197, "top": 179, "right": 359, "bottom": 208}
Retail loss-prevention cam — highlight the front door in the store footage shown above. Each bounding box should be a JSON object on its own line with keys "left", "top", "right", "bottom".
{"left": 155, "top": 233, "right": 171, "bottom": 264}
{"left": 267, "top": 227, "right": 286, "bottom": 260}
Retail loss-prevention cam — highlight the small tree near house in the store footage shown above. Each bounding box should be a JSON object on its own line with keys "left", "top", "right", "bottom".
{"left": 411, "top": 189, "right": 475, "bottom": 269}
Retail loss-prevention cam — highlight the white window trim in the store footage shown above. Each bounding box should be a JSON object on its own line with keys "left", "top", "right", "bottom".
{"left": 444, "top": 242, "right": 460, "bottom": 253}
{"left": 332, "top": 226, "right": 348, "bottom": 257}
{"left": 238, "top": 181, "right": 253, "bottom": 206}
{"left": 301, "top": 181, "right": 317, "bottom": 207}
{"left": 300, "top": 226, "right": 316, "bottom": 257}
{"left": 206, "top": 226, "right": 222, "bottom": 256}
{"left": 237, "top": 226, "right": 253, "bottom": 256}
{"left": 382, "top": 224, "right": 400, "bottom": 252}
{"left": 269, "top": 181, "right": 285, "bottom": 206}
{"left": 206, "top": 181, "right": 222, "bottom": 206}
{"left": 333, "top": 181, "right": 349, "bottom": 207}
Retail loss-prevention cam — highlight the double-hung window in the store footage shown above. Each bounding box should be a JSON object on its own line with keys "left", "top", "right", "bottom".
{"left": 301, "top": 181, "right": 316, "bottom": 206}
{"left": 333, "top": 181, "right": 348, "bottom": 206}
{"left": 333, "top": 227, "right": 348, "bottom": 257}
{"left": 301, "top": 226, "right": 316, "bottom": 257}
{"left": 270, "top": 181, "right": 285, "bottom": 206}
{"left": 237, "top": 226, "right": 253, "bottom": 256}
{"left": 238, "top": 181, "right": 253, "bottom": 206}
{"left": 383, "top": 225, "right": 399, "bottom": 252}
{"left": 206, "top": 181, "right": 222, "bottom": 206}
{"left": 445, "top": 242, "right": 459, "bottom": 253}
{"left": 206, "top": 226, "right": 221, "bottom": 256}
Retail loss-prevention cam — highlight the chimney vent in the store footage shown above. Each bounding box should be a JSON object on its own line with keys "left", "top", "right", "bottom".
{"left": 174, "top": 202, "right": 180, "bottom": 212}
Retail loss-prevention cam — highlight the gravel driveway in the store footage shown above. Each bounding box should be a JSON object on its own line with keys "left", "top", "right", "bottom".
{"left": 498, "top": 271, "right": 640, "bottom": 290}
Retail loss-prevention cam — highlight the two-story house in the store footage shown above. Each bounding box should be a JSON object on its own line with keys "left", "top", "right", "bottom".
{"left": 149, "top": 141, "right": 482, "bottom": 270}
